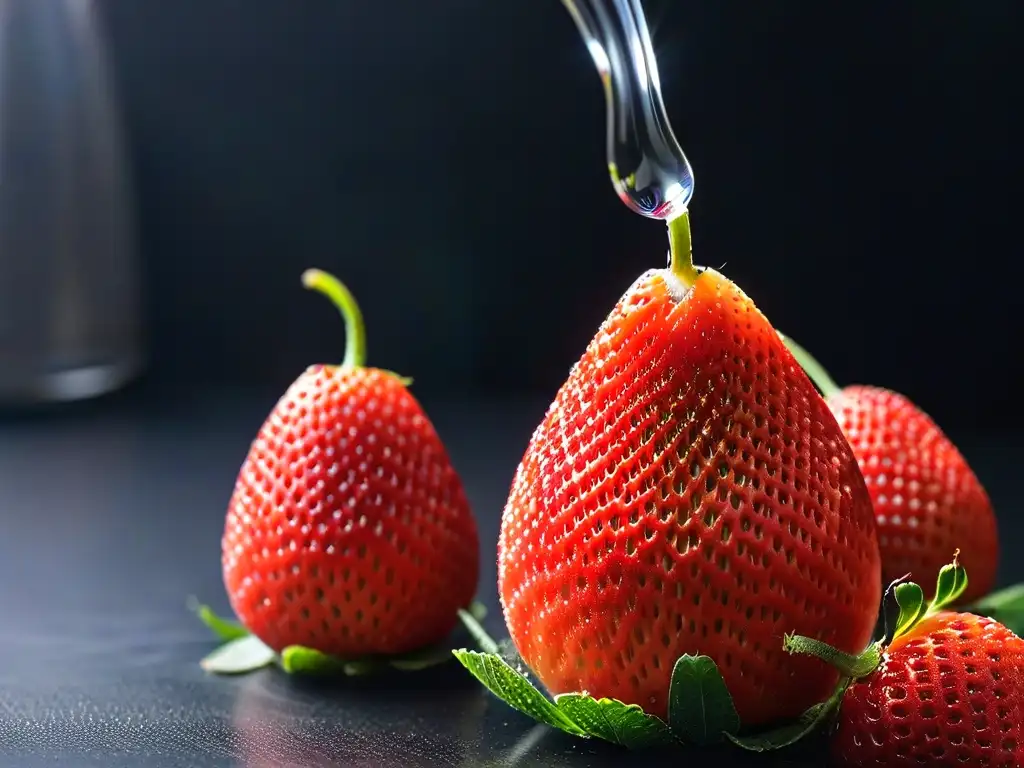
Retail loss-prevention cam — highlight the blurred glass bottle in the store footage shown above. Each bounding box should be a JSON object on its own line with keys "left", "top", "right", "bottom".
{"left": 0, "top": 0, "right": 142, "bottom": 405}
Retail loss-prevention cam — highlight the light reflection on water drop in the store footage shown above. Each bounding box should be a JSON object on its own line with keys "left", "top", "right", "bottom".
{"left": 563, "top": 0, "right": 694, "bottom": 222}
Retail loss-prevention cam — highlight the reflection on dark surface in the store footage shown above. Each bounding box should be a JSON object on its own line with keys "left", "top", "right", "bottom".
{"left": 0, "top": 393, "right": 1021, "bottom": 766}
{"left": 227, "top": 669, "right": 486, "bottom": 768}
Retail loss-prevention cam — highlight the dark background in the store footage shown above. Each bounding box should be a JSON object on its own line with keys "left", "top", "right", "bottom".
{"left": 100, "top": 0, "right": 1020, "bottom": 429}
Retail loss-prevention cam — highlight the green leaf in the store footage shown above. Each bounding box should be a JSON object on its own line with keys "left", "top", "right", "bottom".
{"left": 729, "top": 678, "right": 849, "bottom": 752}
{"left": 280, "top": 604, "right": 487, "bottom": 675}
{"left": 972, "top": 583, "right": 1024, "bottom": 613}
{"left": 778, "top": 332, "right": 844, "bottom": 399}
{"left": 929, "top": 554, "right": 968, "bottom": 614}
{"left": 200, "top": 635, "right": 276, "bottom": 674}
{"left": 452, "top": 650, "right": 587, "bottom": 737}
{"left": 969, "top": 583, "right": 1024, "bottom": 636}
{"left": 889, "top": 583, "right": 926, "bottom": 642}
{"left": 554, "top": 694, "right": 676, "bottom": 749}
{"left": 381, "top": 369, "right": 414, "bottom": 387}
{"left": 189, "top": 599, "right": 249, "bottom": 642}
{"left": 192, "top": 595, "right": 478, "bottom": 676}
{"left": 281, "top": 642, "right": 456, "bottom": 676}
{"left": 666, "top": 654, "right": 740, "bottom": 745}
{"left": 280, "top": 645, "right": 376, "bottom": 676}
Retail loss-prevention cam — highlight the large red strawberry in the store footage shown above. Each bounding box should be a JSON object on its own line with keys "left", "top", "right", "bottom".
{"left": 786, "top": 557, "right": 1022, "bottom": 767}
{"left": 497, "top": 213, "right": 881, "bottom": 727}
{"left": 222, "top": 269, "right": 479, "bottom": 658}
{"left": 781, "top": 335, "right": 998, "bottom": 604}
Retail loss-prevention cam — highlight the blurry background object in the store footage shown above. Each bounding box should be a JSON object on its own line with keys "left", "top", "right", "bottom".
{"left": 0, "top": 0, "right": 141, "bottom": 406}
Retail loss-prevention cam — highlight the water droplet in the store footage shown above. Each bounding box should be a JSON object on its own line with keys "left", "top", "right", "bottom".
{"left": 565, "top": 0, "right": 694, "bottom": 220}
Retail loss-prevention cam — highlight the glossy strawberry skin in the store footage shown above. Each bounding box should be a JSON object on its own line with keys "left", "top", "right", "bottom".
{"left": 832, "top": 612, "right": 1024, "bottom": 767}
{"left": 222, "top": 364, "right": 479, "bottom": 657}
{"left": 498, "top": 267, "right": 881, "bottom": 726}
{"left": 826, "top": 386, "right": 998, "bottom": 604}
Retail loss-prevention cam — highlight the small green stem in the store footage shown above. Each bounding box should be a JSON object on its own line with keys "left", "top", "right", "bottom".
{"left": 784, "top": 634, "right": 882, "bottom": 680}
{"left": 667, "top": 209, "right": 700, "bottom": 286}
{"left": 778, "top": 333, "right": 843, "bottom": 399}
{"left": 458, "top": 608, "right": 500, "bottom": 655}
{"left": 301, "top": 269, "right": 367, "bottom": 368}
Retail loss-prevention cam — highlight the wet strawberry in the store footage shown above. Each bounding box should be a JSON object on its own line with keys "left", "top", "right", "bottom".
{"left": 782, "top": 337, "right": 998, "bottom": 603}
{"left": 788, "top": 558, "right": 1021, "bottom": 767}
{"left": 832, "top": 610, "right": 1023, "bottom": 767}
{"left": 497, "top": 213, "right": 881, "bottom": 726}
{"left": 222, "top": 269, "right": 479, "bottom": 658}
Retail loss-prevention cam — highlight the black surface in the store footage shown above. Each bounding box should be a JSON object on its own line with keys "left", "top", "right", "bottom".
{"left": 0, "top": 392, "right": 1021, "bottom": 767}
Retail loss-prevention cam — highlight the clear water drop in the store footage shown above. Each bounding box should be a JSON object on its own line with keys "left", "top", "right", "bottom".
{"left": 563, "top": 0, "right": 694, "bottom": 221}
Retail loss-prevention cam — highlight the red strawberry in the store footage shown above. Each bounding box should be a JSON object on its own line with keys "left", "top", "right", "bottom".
{"left": 497, "top": 214, "right": 881, "bottom": 727}
{"left": 782, "top": 337, "right": 999, "bottom": 604}
{"left": 786, "top": 558, "right": 1022, "bottom": 767}
{"left": 222, "top": 269, "right": 479, "bottom": 658}
{"left": 832, "top": 611, "right": 1023, "bottom": 767}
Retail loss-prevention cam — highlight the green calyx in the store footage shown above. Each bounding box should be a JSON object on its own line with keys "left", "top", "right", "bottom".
{"left": 453, "top": 636, "right": 736, "bottom": 749}
{"left": 667, "top": 210, "right": 700, "bottom": 287}
{"left": 969, "top": 583, "right": 1024, "bottom": 637}
{"left": 777, "top": 332, "right": 843, "bottom": 400}
{"left": 191, "top": 599, "right": 487, "bottom": 677}
{"left": 452, "top": 559, "right": 965, "bottom": 754}
{"left": 786, "top": 552, "right": 970, "bottom": 681}
{"left": 301, "top": 268, "right": 367, "bottom": 369}
{"left": 454, "top": 606, "right": 738, "bottom": 749}
{"left": 453, "top": 606, "right": 854, "bottom": 753}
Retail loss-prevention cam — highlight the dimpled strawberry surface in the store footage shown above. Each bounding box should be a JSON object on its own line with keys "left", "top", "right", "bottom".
{"left": 832, "top": 612, "right": 1024, "bottom": 767}
{"left": 498, "top": 266, "right": 882, "bottom": 726}
{"left": 827, "top": 386, "right": 999, "bottom": 603}
{"left": 222, "top": 364, "right": 480, "bottom": 657}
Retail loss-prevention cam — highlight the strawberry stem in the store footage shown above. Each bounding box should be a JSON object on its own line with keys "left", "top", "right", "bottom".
{"left": 301, "top": 268, "right": 367, "bottom": 369}
{"left": 668, "top": 209, "right": 700, "bottom": 286}
{"left": 783, "top": 634, "right": 882, "bottom": 680}
{"left": 778, "top": 333, "right": 843, "bottom": 399}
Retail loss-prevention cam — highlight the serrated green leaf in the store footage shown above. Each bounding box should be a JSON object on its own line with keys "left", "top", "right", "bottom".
{"left": 667, "top": 654, "right": 740, "bottom": 745}
{"left": 930, "top": 555, "right": 968, "bottom": 614}
{"left": 890, "top": 582, "right": 926, "bottom": 642}
{"left": 554, "top": 694, "right": 676, "bottom": 749}
{"left": 280, "top": 645, "right": 374, "bottom": 676}
{"left": 728, "top": 678, "right": 849, "bottom": 752}
{"left": 452, "top": 650, "right": 587, "bottom": 737}
{"left": 970, "top": 583, "right": 1024, "bottom": 635}
{"left": 200, "top": 635, "right": 276, "bottom": 674}
{"left": 190, "top": 600, "right": 249, "bottom": 642}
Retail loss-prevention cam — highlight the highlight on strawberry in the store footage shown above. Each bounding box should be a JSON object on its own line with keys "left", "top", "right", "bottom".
{"left": 785, "top": 552, "right": 1024, "bottom": 767}
{"left": 779, "top": 334, "right": 1000, "bottom": 606}
{"left": 452, "top": 210, "right": 884, "bottom": 750}
{"left": 191, "top": 269, "right": 482, "bottom": 676}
